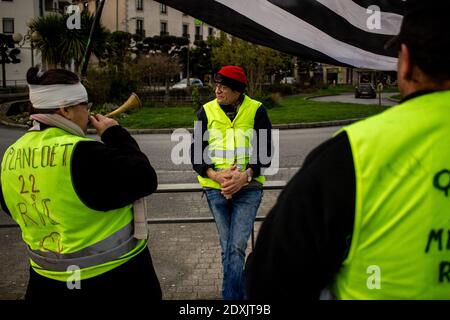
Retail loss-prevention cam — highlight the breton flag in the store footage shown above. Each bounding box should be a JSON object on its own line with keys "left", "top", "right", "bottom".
{"left": 156, "top": 0, "right": 406, "bottom": 70}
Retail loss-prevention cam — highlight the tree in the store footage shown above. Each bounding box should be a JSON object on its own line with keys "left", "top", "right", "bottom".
{"left": 85, "top": 31, "right": 138, "bottom": 105}
{"left": 179, "top": 40, "right": 213, "bottom": 84}
{"left": 132, "top": 35, "right": 186, "bottom": 92}
{"left": 211, "top": 34, "right": 292, "bottom": 96}
{"left": 104, "top": 31, "right": 133, "bottom": 72}
{"left": 297, "top": 58, "right": 320, "bottom": 86}
{"left": 135, "top": 54, "right": 180, "bottom": 93}
{"left": 28, "top": 11, "right": 107, "bottom": 72}
{"left": 28, "top": 14, "right": 63, "bottom": 69}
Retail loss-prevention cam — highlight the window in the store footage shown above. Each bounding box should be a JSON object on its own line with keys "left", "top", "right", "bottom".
{"left": 136, "top": 19, "right": 144, "bottom": 37}
{"left": 136, "top": 0, "right": 143, "bottom": 11}
{"left": 2, "top": 18, "right": 14, "bottom": 34}
{"left": 160, "top": 4, "right": 167, "bottom": 14}
{"left": 160, "top": 21, "right": 168, "bottom": 36}
{"left": 59, "top": 1, "right": 70, "bottom": 14}
{"left": 195, "top": 25, "right": 202, "bottom": 41}
{"left": 44, "top": 0, "right": 53, "bottom": 11}
{"left": 182, "top": 24, "right": 189, "bottom": 39}
{"left": 208, "top": 27, "right": 214, "bottom": 37}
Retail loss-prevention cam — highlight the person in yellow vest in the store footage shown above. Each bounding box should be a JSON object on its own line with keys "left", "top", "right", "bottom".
{"left": 246, "top": 2, "right": 450, "bottom": 300}
{"left": 0, "top": 67, "right": 161, "bottom": 300}
{"left": 191, "top": 66, "right": 273, "bottom": 299}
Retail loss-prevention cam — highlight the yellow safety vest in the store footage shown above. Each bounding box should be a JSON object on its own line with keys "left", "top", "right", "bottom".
{"left": 1, "top": 127, "right": 146, "bottom": 281}
{"left": 197, "top": 95, "right": 265, "bottom": 189}
{"left": 332, "top": 90, "right": 450, "bottom": 299}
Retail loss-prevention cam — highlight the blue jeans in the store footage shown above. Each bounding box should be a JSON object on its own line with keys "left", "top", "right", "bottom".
{"left": 205, "top": 188, "right": 263, "bottom": 300}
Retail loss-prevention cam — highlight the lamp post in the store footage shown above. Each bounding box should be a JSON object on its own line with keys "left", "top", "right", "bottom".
{"left": 17, "top": 30, "right": 41, "bottom": 69}
{"left": 0, "top": 33, "right": 23, "bottom": 88}
{"left": 186, "top": 43, "right": 190, "bottom": 88}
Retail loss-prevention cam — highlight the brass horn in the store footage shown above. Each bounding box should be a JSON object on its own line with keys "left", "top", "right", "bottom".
{"left": 105, "top": 92, "right": 142, "bottom": 117}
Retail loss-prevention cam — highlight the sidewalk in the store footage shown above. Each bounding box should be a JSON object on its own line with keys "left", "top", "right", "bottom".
{"left": 0, "top": 189, "right": 279, "bottom": 300}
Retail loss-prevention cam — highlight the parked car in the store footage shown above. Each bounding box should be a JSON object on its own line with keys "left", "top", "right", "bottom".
{"left": 171, "top": 78, "right": 203, "bottom": 89}
{"left": 355, "top": 83, "right": 376, "bottom": 98}
{"left": 281, "top": 76, "right": 296, "bottom": 84}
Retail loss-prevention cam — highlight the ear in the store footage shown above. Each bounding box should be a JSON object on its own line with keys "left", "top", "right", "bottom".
{"left": 58, "top": 107, "right": 71, "bottom": 119}
{"left": 398, "top": 43, "right": 413, "bottom": 82}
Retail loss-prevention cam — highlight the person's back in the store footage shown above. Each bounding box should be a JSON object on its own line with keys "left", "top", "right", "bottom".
{"left": 246, "top": 2, "right": 450, "bottom": 299}
{"left": 0, "top": 68, "right": 161, "bottom": 300}
{"left": 334, "top": 90, "right": 450, "bottom": 299}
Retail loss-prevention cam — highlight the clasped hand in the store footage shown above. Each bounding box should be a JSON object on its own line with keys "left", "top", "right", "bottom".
{"left": 214, "top": 165, "right": 249, "bottom": 199}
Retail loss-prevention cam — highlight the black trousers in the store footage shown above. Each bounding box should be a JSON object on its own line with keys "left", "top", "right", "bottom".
{"left": 25, "top": 249, "right": 162, "bottom": 301}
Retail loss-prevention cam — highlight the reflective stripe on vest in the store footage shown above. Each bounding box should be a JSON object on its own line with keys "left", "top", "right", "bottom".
{"left": 197, "top": 95, "right": 265, "bottom": 189}
{"left": 1, "top": 128, "right": 146, "bottom": 281}
{"left": 208, "top": 147, "right": 252, "bottom": 159}
{"left": 27, "top": 222, "right": 137, "bottom": 271}
{"left": 332, "top": 90, "right": 450, "bottom": 299}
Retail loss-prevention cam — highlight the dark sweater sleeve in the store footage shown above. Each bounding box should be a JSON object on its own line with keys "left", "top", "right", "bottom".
{"left": 245, "top": 131, "right": 355, "bottom": 300}
{"left": 248, "top": 106, "right": 272, "bottom": 177}
{"left": 190, "top": 107, "right": 214, "bottom": 177}
{"left": 71, "top": 125, "right": 158, "bottom": 211}
{"left": 0, "top": 183, "right": 11, "bottom": 217}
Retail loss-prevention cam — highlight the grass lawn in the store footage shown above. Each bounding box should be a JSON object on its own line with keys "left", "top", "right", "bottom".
{"left": 117, "top": 91, "right": 394, "bottom": 129}
{"left": 268, "top": 96, "right": 391, "bottom": 124}
{"left": 119, "top": 106, "right": 196, "bottom": 129}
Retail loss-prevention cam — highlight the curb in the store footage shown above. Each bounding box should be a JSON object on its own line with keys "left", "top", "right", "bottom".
{"left": 272, "top": 118, "right": 362, "bottom": 130}
{"left": 0, "top": 118, "right": 29, "bottom": 129}
{"left": 0, "top": 118, "right": 361, "bottom": 134}
{"left": 88, "top": 118, "right": 361, "bottom": 134}
{"left": 387, "top": 96, "right": 401, "bottom": 103}
{"left": 304, "top": 93, "right": 342, "bottom": 100}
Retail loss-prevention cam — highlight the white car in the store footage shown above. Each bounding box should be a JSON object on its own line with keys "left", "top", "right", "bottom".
{"left": 281, "top": 77, "right": 296, "bottom": 84}
{"left": 171, "top": 78, "right": 203, "bottom": 89}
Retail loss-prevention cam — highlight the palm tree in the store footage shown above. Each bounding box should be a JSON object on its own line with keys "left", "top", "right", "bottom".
{"left": 28, "top": 14, "right": 64, "bottom": 69}
{"left": 28, "top": 11, "right": 107, "bottom": 73}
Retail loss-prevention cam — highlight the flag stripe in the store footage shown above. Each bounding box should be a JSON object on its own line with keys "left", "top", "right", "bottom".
{"left": 156, "top": 0, "right": 403, "bottom": 70}
{"left": 216, "top": 0, "right": 397, "bottom": 70}
{"left": 351, "top": 0, "right": 405, "bottom": 15}
{"left": 158, "top": 0, "right": 345, "bottom": 65}
{"left": 315, "top": 0, "right": 402, "bottom": 35}
{"left": 268, "top": 0, "right": 397, "bottom": 56}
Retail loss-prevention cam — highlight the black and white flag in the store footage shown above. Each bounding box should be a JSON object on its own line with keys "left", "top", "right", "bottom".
{"left": 157, "top": 0, "right": 406, "bottom": 70}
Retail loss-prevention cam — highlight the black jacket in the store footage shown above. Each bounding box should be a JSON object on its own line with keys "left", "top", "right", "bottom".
{"left": 1, "top": 125, "right": 157, "bottom": 215}
{"left": 245, "top": 131, "right": 355, "bottom": 299}
{"left": 190, "top": 98, "right": 273, "bottom": 178}
{"left": 0, "top": 124, "right": 161, "bottom": 300}
{"left": 244, "top": 90, "right": 435, "bottom": 300}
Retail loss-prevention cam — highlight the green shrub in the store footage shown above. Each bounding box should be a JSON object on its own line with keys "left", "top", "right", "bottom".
{"left": 261, "top": 83, "right": 297, "bottom": 96}
{"left": 85, "top": 66, "right": 138, "bottom": 109}
{"left": 253, "top": 92, "right": 282, "bottom": 109}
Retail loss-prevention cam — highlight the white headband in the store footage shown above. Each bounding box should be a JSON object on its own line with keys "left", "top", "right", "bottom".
{"left": 28, "top": 83, "right": 88, "bottom": 109}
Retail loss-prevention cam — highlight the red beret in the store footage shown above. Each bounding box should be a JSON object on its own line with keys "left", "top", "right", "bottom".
{"left": 217, "top": 66, "right": 248, "bottom": 85}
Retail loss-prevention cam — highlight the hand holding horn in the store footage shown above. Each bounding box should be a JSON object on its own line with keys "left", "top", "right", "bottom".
{"left": 89, "top": 114, "right": 118, "bottom": 136}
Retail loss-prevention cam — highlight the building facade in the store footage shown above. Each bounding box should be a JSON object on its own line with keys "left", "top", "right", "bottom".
{"left": 0, "top": 0, "right": 76, "bottom": 85}
{"left": 1, "top": 0, "right": 216, "bottom": 86}
{"left": 1, "top": 0, "right": 41, "bottom": 85}
{"left": 84, "top": 0, "right": 217, "bottom": 44}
